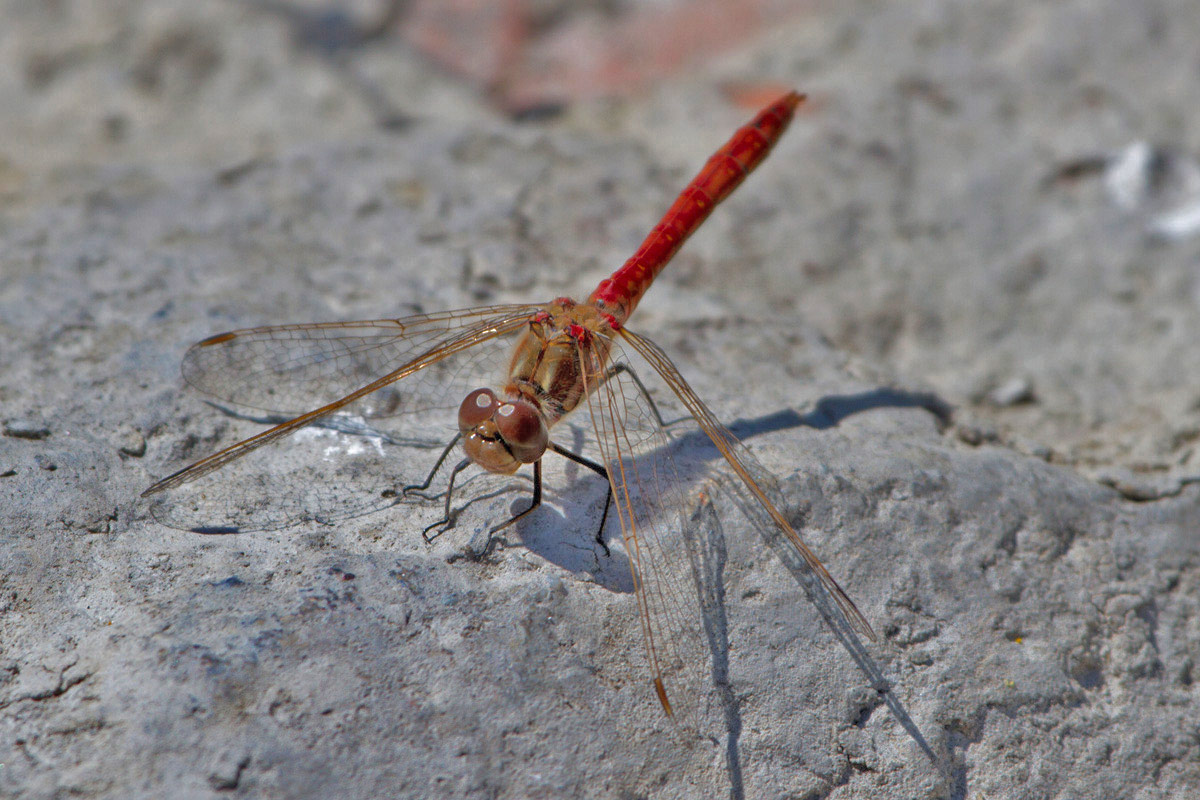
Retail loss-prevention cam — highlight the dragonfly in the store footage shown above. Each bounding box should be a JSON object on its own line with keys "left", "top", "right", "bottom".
{"left": 143, "top": 90, "right": 876, "bottom": 719}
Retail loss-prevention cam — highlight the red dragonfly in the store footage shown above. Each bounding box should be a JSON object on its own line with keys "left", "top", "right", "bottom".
{"left": 144, "top": 91, "right": 875, "bottom": 719}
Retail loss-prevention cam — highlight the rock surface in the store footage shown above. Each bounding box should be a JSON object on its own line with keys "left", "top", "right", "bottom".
{"left": 2, "top": 1, "right": 1199, "bottom": 798}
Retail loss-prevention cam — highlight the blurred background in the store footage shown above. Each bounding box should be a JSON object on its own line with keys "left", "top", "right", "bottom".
{"left": 1, "top": 0, "right": 831, "bottom": 196}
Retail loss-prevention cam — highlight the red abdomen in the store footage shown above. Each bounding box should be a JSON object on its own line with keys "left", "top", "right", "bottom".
{"left": 587, "top": 91, "right": 803, "bottom": 327}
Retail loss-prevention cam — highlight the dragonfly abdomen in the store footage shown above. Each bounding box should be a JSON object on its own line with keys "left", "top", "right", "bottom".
{"left": 588, "top": 91, "right": 803, "bottom": 327}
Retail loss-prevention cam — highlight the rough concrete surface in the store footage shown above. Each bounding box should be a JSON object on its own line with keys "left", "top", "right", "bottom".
{"left": 2, "top": 1, "right": 1199, "bottom": 798}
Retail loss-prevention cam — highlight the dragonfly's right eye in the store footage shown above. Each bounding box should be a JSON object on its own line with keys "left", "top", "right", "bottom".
{"left": 459, "top": 388, "right": 499, "bottom": 430}
{"left": 494, "top": 400, "right": 548, "bottom": 464}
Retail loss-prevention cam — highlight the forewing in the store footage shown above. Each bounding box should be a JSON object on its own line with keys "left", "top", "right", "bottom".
{"left": 145, "top": 306, "right": 541, "bottom": 532}
{"left": 181, "top": 304, "right": 542, "bottom": 418}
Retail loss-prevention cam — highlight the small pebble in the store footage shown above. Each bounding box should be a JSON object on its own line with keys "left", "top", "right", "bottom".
{"left": 1105, "top": 140, "right": 1153, "bottom": 210}
{"left": 908, "top": 650, "right": 934, "bottom": 666}
{"left": 119, "top": 428, "right": 147, "bottom": 457}
{"left": 956, "top": 423, "right": 998, "bottom": 446}
{"left": 989, "top": 378, "right": 1035, "bottom": 407}
{"left": 1094, "top": 468, "right": 1186, "bottom": 501}
{"left": 4, "top": 419, "right": 50, "bottom": 440}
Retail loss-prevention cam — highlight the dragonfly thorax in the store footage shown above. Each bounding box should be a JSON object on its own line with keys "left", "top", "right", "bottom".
{"left": 504, "top": 301, "right": 614, "bottom": 427}
{"left": 458, "top": 387, "right": 549, "bottom": 474}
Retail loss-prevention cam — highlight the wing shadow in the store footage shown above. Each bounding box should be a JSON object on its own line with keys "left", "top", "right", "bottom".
{"left": 558, "top": 384, "right": 951, "bottom": 789}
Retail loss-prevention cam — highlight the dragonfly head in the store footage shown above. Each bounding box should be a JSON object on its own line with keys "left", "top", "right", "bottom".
{"left": 459, "top": 388, "right": 548, "bottom": 474}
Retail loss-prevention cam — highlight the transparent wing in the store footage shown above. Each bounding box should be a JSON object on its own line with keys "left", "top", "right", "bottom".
{"left": 143, "top": 305, "right": 543, "bottom": 532}
{"left": 576, "top": 326, "right": 875, "bottom": 724}
{"left": 577, "top": 333, "right": 731, "bottom": 729}
{"left": 180, "top": 303, "right": 542, "bottom": 418}
{"left": 617, "top": 327, "right": 876, "bottom": 643}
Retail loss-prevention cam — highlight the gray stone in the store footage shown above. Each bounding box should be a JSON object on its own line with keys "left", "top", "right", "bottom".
{"left": 3, "top": 420, "right": 51, "bottom": 440}
{"left": 2, "top": 1, "right": 1198, "bottom": 798}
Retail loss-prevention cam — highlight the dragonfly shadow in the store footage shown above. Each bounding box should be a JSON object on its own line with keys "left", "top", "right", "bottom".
{"left": 654, "top": 386, "right": 953, "bottom": 475}
{"left": 494, "top": 383, "right": 950, "bottom": 791}
{"left": 176, "top": 385, "right": 945, "bottom": 780}
{"left": 657, "top": 385, "right": 949, "bottom": 784}
{"left": 732, "top": 387, "right": 953, "bottom": 437}
{"left": 681, "top": 490, "right": 746, "bottom": 796}
{"left": 752, "top": 505, "right": 941, "bottom": 771}
{"left": 508, "top": 497, "right": 638, "bottom": 596}
{"left": 430, "top": 464, "right": 635, "bottom": 595}
{"left": 743, "top": 388, "right": 945, "bottom": 773}
{"left": 199, "top": 400, "right": 449, "bottom": 448}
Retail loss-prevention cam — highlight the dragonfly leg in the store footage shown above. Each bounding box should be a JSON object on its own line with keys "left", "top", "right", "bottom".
{"left": 445, "top": 461, "right": 543, "bottom": 562}
{"left": 403, "top": 433, "right": 463, "bottom": 499}
{"left": 548, "top": 442, "right": 613, "bottom": 556}
{"left": 421, "top": 456, "right": 473, "bottom": 542}
{"left": 486, "top": 459, "right": 543, "bottom": 537}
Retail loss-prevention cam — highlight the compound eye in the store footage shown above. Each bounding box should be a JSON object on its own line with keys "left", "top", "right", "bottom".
{"left": 495, "top": 401, "right": 548, "bottom": 464}
{"left": 458, "top": 388, "right": 498, "bottom": 431}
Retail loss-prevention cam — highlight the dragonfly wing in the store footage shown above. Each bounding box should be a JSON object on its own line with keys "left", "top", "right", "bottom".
{"left": 617, "top": 328, "right": 877, "bottom": 643}
{"left": 180, "top": 303, "right": 543, "bottom": 418}
{"left": 575, "top": 325, "right": 875, "bottom": 724}
{"left": 145, "top": 306, "right": 541, "bottom": 532}
{"left": 576, "top": 334, "right": 730, "bottom": 730}
{"left": 144, "top": 415, "right": 526, "bottom": 534}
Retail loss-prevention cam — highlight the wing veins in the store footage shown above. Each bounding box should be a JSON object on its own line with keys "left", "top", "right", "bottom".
{"left": 579, "top": 340, "right": 678, "bottom": 715}
{"left": 145, "top": 309, "right": 536, "bottom": 496}
{"left": 181, "top": 304, "right": 541, "bottom": 413}
{"left": 618, "top": 327, "right": 877, "bottom": 642}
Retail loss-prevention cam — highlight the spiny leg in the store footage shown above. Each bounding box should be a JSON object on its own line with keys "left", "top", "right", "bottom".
{"left": 548, "top": 442, "right": 613, "bottom": 556}
{"left": 420, "top": 456, "right": 473, "bottom": 541}
{"left": 402, "top": 432, "right": 462, "bottom": 499}
{"left": 442, "top": 460, "right": 545, "bottom": 560}
{"left": 422, "top": 456, "right": 541, "bottom": 557}
{"left": 487, "top": 459, "right": 542, "bottom": 536}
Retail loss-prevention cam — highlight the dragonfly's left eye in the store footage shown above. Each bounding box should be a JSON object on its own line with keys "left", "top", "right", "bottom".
{"left": 495, "top": 401, "right": 548, "bottom": 464}
{"left": 459, "top": 388, "right": 499, "bottom": 430}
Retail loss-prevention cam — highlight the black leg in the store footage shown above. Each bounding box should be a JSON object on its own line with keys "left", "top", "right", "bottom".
{"left": 548, "top": 442, "right": 613, "bottom": 556}
{"left": 403, "top": 432, "right": 463, "bottom": 498}
{"left": 421, "top": 456, "right": 473, "bottom": 541}
{"left": 444, "top": 460, "right": 543, "bottom": 562}
{"left": 487, "top": 458, "right": 542, "bottom": 536}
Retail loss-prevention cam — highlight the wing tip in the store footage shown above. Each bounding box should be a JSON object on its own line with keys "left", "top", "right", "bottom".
{"left": 654, "top": 678, "right": 675, "bottom": 717}
{"left": 847, "top": 603, "right": 880, "bottom": 643}
{"left": 197, "top": 331, "right": 237, "bottom": 347}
